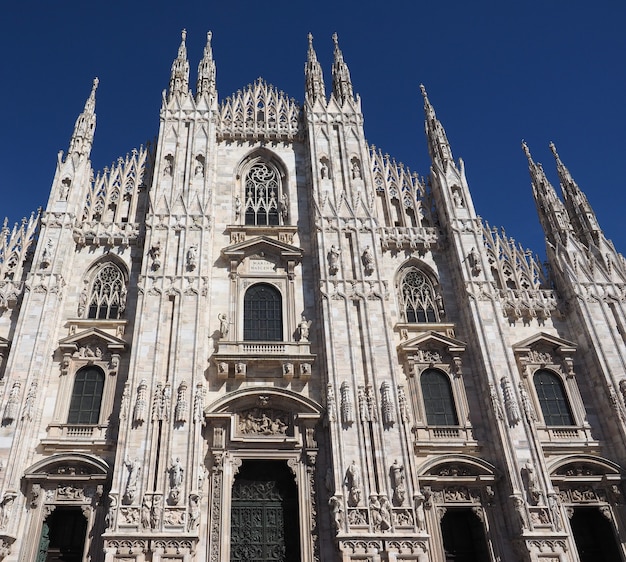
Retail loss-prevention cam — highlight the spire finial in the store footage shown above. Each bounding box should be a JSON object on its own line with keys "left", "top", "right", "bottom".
{"left": 549, "top": 142, "right": 602, "bottom": 245}
{"left": 421, "top": 84, "right": 453, "bottom": 163}
{"left": 523, "top": 140, "right": 572, "bottom": 245}
{"left": 196, "top": 30, "right": 216, "bottom": 101}
{"left": 305, "top": 32, "right": 325, "bottom": 103}
{"left": 549, "top": 141, "right": 558, "bottom": 159}
{"left": 521, "top": 140, "right": 532, "bottom": 161}
{"left": 169, "top": 29, "right": 190, "bottom": 99}
{"left": 68, "top": 78, "right": 99, "bottom": 157}
{"left": 331, "top": 32, "right": 354, "bottom": 104}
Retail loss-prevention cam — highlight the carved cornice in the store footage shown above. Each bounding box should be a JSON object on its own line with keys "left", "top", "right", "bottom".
{"left": 137, "top": 275, "right": 209, "bottom": 297}
{"left": 379, "top": 226, "right": 440, "bottom": 253}
{"left": 73, "top": 221, "right": 142, "bottom": 247}
{"left": 319, "top": 279, "right": 389, "bottom": 301}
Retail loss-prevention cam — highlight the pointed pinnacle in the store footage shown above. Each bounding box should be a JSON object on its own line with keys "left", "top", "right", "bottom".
{"left": 177, "top": 29, "right": 187, "bottom": 58}
{"left": 307, "top": 32, "right": 317, "bottom": 61}
{"left": 420, "top": 84, "right": 436, "bottom": 120}
{"left": 549, "top": 141, "right": 558, "bottom": 160}
{"left": 83, "top": 77, "right": 99, "bottom": 113}
{"left": 521, "top": 140, "right": 532, "bottom": 162}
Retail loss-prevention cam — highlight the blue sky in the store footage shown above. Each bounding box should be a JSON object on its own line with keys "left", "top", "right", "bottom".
{"left": 1, "top": 1, "right": 624, "bottom": 257}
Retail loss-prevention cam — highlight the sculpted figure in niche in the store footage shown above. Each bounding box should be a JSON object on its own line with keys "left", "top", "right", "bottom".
{"left": 320, "top": 158, "right": 330, "bottom": 180}
{"left": 188, "top": 494, "right": 200, "bottom": 531}
{"left": 163, "top": 156, "right": 173, "bottom": 177}
{"left": 345, "top": 461, "right": 362, "bottom": 507}
{"left": 351, "top": 159, "right": 362, "bottom": 180}
{"left": 452, "top": 188, "right": 464, "bottom": 208}
{"left": 328, "top": 245, "right": 340, "bottom": 275}
{"left": 279, "top": 193, "right": 289, "bottom": 222}
{"left": 141, "top": 496, "right": 151, "bottom": 529}
{"left": 41, "top": 239, "right": 53, "bottom": 268}
{"left": 298, "top": 315, "right": 311, "bottom": 342}
{"left": 523, "top": 460, "right": 542, "bottom": 505}
{"left": 105, "top": 495, "right": 117, "bottom": 529}
{"left": 512, "top": 495, "right": 528, "bottom": 530}
{"left": 328, "top": 496, "right": 343, "bottom": 533}
{"left": 0, "top": 494, "right": 15, "bottom": 530}
{"left": 60, "top": 178, "right": 71, "bottom": 201}
{"left": 414, "top": 494, "right": 426, "bottom": 531}
{"left": 124, "top": 457, "right": 141, "bottom": 504}
{"left": 169, "top": 457, "right": 184, "bottom": 489}
{"left": 390, "top": 460, "right": 406, "bottom": 506}
{"left": 149, "top": 242, "right": 161, "bottom": 270}
{"left": 362, "top": 246, "right": 374, "bottom": 275}
{"left": 151, "top": 494, "right": 163, "bottom": 529}
{"left": 369, "top": 495, "right": 383, "bottom": 531}
{"left": 186, "top": 245, "right": 198, "bottom": 270}
{"left": 379, "top": 495, "right": 392, "bottom": 531}
{"left": 218, "top": 313, "right": 229, "bottom": 338}
{"left": 468, "top": 247, "right": 481, "bottom": 275}
{"left": 548, "top": 493, "right": 563, "bottom": 531}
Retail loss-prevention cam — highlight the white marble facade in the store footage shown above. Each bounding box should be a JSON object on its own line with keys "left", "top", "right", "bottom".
{"left": 0, "top": 30, "right": 625, "bottom": 562}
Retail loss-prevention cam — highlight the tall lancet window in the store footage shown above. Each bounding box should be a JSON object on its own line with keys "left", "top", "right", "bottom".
{"left": 86, "top": 262, "right": 126, "bottom": 320}
{"left": 400, "top": 267, "right": 441, "bottom": 323}
{"left": 244, "top": 160, "right": 280, "bottom": 226}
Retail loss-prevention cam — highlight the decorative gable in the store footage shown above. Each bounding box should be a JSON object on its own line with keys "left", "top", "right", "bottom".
{"left": 512, "top": 332, "right": 577, "bottom": 377}
{"left": 59, "top": 327, "right": 126, "bottom": 376}
{"left": 222, "top": 235, "right": 303, "bottom": 278}
{"left": 398, "top": 331, "right": 467, "bottom": 375}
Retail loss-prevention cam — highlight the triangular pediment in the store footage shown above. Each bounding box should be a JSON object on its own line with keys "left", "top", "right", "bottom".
{"left": 59, "top": 327, "right": 126, "bottom": 353}
{"left": 222, "top": 236, "right": 303, "bottom": 262}
{"left": 398, "top": 330, "right": 466, "bottom": 355}
{"left": 512, "top": 332, "right": 576, "bottom": 354}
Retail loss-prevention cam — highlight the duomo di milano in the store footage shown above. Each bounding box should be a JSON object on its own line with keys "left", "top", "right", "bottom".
{"left": 0, "top": 28, "right": 626, "bottom": 562}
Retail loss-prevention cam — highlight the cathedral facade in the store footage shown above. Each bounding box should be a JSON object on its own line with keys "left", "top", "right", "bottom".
{"left": 0, "top": 30, "right": 625, "bottom": 562}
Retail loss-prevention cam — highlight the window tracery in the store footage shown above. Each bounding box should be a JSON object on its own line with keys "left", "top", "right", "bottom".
{"left": 400, "top": 267, "right": 442, "bottom": 323}
{"left": 244, "top": 161, "right": 281, "bottom": 226}
{"left": 84, "top": 262, "right": 126, "bottom": 320}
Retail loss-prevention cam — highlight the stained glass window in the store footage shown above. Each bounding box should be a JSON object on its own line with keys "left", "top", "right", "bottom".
{"left": 244, "top": 161, "right": 280, "bottom": 226}
{"left": 87, "top": 263, "right": 125, "bottom": 319}
{"left": 401, "top": 268, "right": 440, "bottom": 323}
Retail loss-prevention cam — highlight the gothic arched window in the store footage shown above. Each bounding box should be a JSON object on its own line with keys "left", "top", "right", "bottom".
{"left": 243, "top": 283, "right": 283, "bottom": 341}
{"left": 400, "top": 267, "right": 440, "bottom": 323}
{"left": 244, "top": 160, "right": 281, "bottom": 226}
{"left": 67, "top": 366, "right": 105, "bottom": 424}
{"left": 533, "top": 369, "right": 574, "bottom": 426}
{"left": 86, "top": 262, "right": 126, "bottom": 320}
{"left": 421, "top": 369, "right": 458, "bottom": 426}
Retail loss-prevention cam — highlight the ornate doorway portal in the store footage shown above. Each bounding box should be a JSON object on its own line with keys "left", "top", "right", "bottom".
{"left": 230, "top": 460, "right": 301, "bottom": 562}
